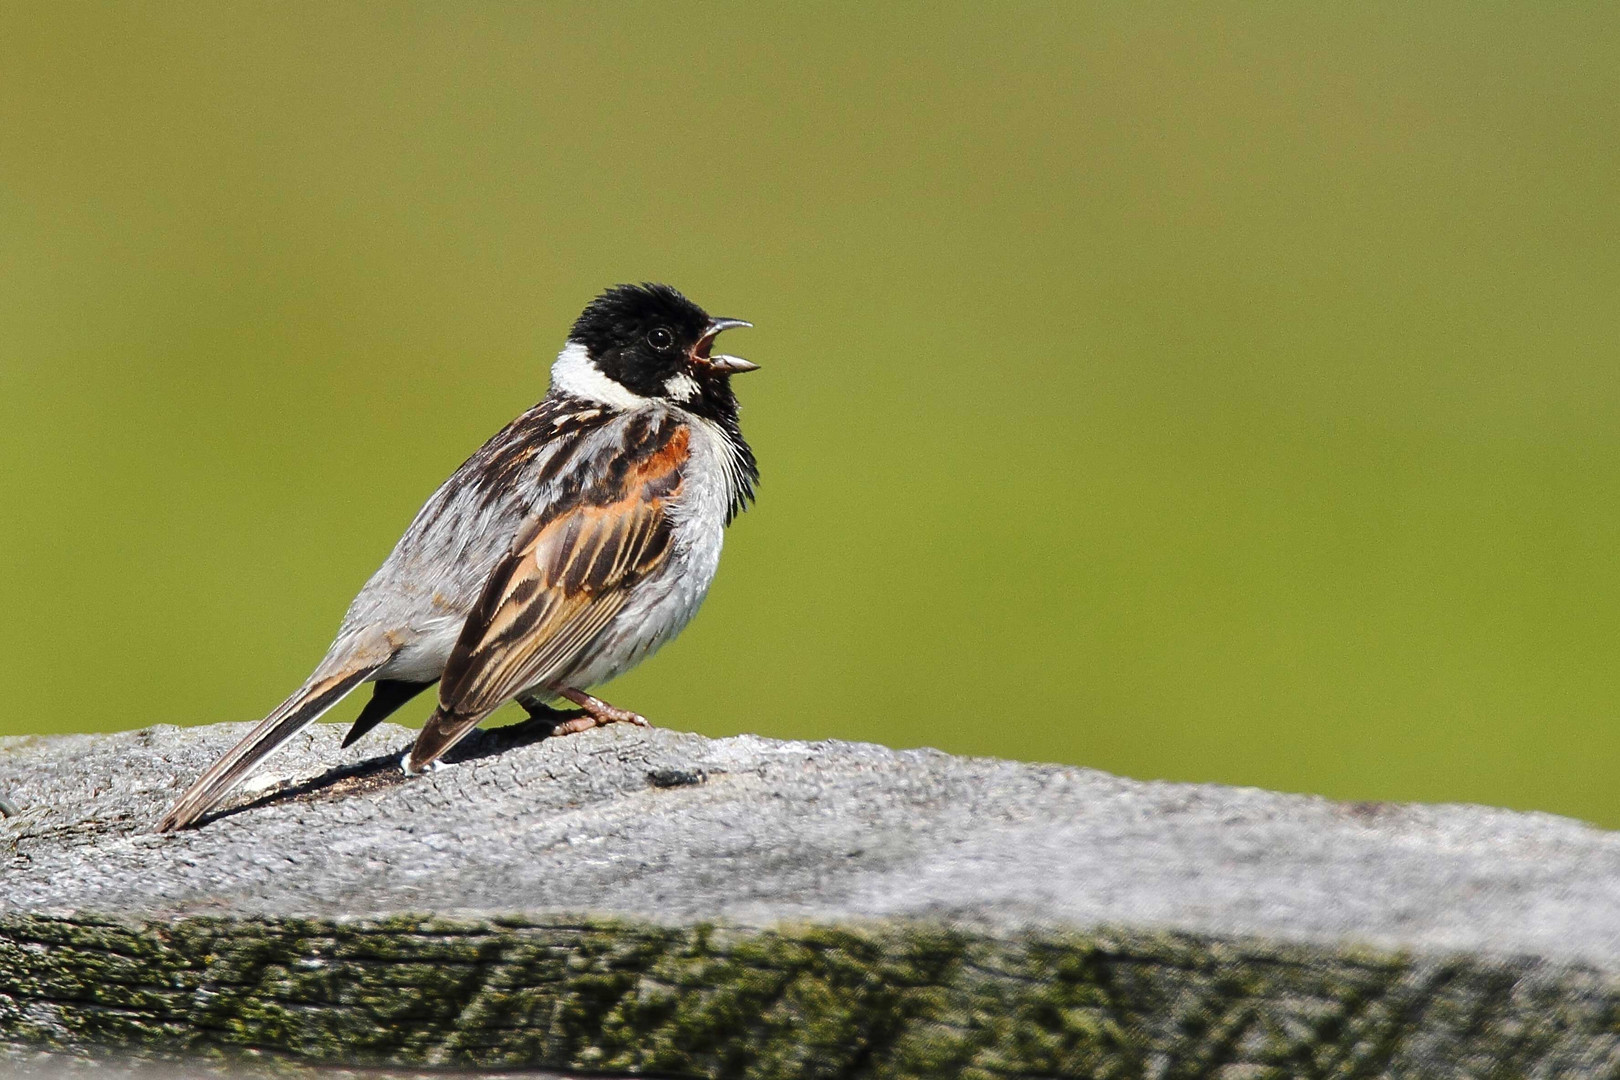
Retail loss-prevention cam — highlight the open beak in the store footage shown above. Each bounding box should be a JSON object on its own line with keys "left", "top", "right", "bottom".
{"left": 694, "top": 318, "right": 759, "bottom": 375}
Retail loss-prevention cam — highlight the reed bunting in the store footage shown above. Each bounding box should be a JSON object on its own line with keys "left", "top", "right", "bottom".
{"left": 159, "top": 283, "right": 760, "bottom": 832}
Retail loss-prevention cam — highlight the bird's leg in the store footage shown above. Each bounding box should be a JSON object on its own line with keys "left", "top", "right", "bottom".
{"left": 520, "top": 700, "right": 582, "bottom": 724}
{"left": 502, "top": 700, "right": 586, "bottom": 739}
{"left": 547, "top": 687, "right": 651, "bottom": 735}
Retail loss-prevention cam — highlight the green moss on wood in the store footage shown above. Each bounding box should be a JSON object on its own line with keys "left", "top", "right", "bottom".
{"left": 1, "top": 914, "right": 1616, "bottom": 1078}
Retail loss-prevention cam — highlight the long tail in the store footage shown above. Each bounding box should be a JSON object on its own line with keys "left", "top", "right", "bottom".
{"left": 157, "top": 663, "right": 381, "bottom": 832}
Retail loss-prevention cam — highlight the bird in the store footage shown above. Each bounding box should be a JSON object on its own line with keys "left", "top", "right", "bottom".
{"left": 157, "top": 283, "right": 760, "bottom": 832}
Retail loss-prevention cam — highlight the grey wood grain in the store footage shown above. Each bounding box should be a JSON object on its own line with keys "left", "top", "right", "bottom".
{"left": 2, "top": 721, "right": 1617, "bottom": 1076}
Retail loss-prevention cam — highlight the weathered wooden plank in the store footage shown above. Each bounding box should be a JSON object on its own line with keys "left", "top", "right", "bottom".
{"left": 2, "top": 721, "right": 1618, "bottom": 1076}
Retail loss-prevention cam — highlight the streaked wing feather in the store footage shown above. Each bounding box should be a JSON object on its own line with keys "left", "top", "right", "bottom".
{"left": 407, "top": 421, "right": 689, "bottom": 770}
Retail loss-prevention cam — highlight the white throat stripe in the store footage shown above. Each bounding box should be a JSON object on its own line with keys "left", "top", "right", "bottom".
{"left": 549, "top": 341, "right": 651, "bottom": 409}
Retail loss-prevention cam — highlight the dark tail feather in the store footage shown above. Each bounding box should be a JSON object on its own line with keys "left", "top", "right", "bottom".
{"left": 157, "top": 664, "right": 380, "bottom": 832}
{"left": 342, "top": 679, "right": 436, "bottom": 748}
{"left": 404, "top": 705, "right": 490, "bottom": 774}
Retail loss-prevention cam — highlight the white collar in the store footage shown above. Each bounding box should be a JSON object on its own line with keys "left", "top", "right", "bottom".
{"left": 548, "top": 341, "right": 651, "bottom": 409}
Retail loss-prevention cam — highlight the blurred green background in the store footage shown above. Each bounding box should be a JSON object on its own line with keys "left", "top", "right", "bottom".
{"left": 2, "top": 3, "right": 1618, "bottom": 826}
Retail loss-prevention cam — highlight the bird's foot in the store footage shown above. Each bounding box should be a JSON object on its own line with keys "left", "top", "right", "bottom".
{"left": 543, "top": 688, "right": 651, "bottom": 735}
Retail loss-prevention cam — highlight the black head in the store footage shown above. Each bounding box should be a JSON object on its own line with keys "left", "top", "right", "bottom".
{"left": 561, "top": 283, "right": 757, "bottom": 404}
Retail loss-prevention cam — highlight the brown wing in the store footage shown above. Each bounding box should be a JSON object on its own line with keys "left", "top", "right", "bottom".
{"left": 405, "top": 421, "right": 689, "bottom": 770}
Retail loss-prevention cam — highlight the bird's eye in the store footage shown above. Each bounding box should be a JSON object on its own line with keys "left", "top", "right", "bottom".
{"left": 647, "top": 327, "right": 674, "bottom": 351}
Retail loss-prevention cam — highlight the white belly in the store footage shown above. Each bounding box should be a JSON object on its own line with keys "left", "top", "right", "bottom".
{"left": 549, "top": 534, "right": 722, "bottom": 691}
